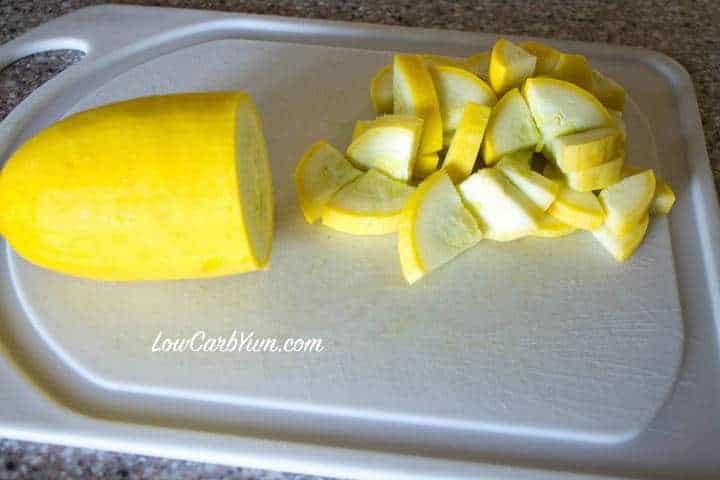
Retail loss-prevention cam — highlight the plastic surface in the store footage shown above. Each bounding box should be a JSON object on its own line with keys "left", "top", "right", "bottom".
{"left": 0, "top": 6, "right": 718, "bottom": 479}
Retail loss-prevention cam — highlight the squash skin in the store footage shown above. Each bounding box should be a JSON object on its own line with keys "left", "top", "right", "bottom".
{"left": 0, "top": 92, "right": 273, "bottom": 281}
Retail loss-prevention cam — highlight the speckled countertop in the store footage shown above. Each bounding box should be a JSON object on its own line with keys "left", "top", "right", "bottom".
{"left": 1, "top": 1, "right": 719, "bottom": 479}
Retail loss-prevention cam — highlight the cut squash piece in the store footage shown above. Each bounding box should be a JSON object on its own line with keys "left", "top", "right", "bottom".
{"left": 544, "top": 127, "right": 619, "bottom": 173}
{"left": 443, "top": 102, "right": 491, "bottom": 183}
{"left": 545, "top": 157, "right": 624, "bottom": 193}
{"left": 482, "top": 88, "right": 541, "bottom": 165}
{"left": 322, "top": 169, "right": 415, "bottom": 235}
{"left": 650, "top": 180, "right": 676, "bottom": 215}
{"left": 393, "top": 54, "right": 444, "bottom": 154}
{"left": 347, "top": 119, "right": 423, "bottom": 181}
{"left": 547, "top": 187, "right": 605, "bottom": 230}
{"left": 497, "top": 156, "right": 559, "bottom": 210}
{"left": 549, "top": 53, "right": 593, "bottom": 91}
{"left": 352, "top": 120, "right": 373, "bottom": 140}
{"left": 296, "top": 140, "right": 363, "bottom": 224}
{"left": 414, "top": 153, "right": 440, "bottom": 179}
{"left": 430, "top": 65, "right": 497, "bottom": 132}
{"left": 565, "top": 156, "right": 624, "bottom": 192}
{"left": 398, "top": 170, "right": 481, "bottom": 284}
{"left": 592, "top": 214, "right": 649, "bottom": 262}
{"left": 459, "top": 168, "right": 542, "bottom": 241}
{"left": 503, "top": 149, "right": 535, "bottom": 170}
{"left": 599, "top": 169, "right": 656, "bottom": 235}
{"left": 351, "top": 116, "right": 436, "bottom": 180}
{"left": 523, "top": 77, "right": 611, "bottom": 146}
{"left": 0, "top": 93, "right": 274, "bottom": 280}
{"left": 351, "top": 114, "right": 424, "bottom": 140}
{"left": 370, "top": 65, "right": 394, "bottom": 114}
{"left": 531, "top": 212, "right": 577, "bottom": 238}
{"left": 520, "top": 41, "right": 562, "bottom": 75}
{"left": 620, "top": 165, "right": 675, "bottom": 215}
{"left": 489, "top": 38, "right": 537, "bottom": 95}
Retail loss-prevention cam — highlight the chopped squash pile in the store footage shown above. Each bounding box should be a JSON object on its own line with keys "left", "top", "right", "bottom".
{"left": 295, "top": 38, "right": 675, "bottom": 284}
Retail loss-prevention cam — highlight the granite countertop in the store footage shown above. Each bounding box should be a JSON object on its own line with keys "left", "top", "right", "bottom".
{"left": 1, "top": 1, "right": 718, "bottom": 479}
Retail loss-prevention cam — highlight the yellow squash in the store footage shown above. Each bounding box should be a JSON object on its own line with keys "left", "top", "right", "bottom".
{"left": 519, "top": 41, "right": 562, "bottom": 76}
{"left": 322, "top": 169, "right": 415, "bottom": 235}
{"left": 414, "top": 153, "right": 440, "bottom": 179}
{"left": 549, "top": 53, "right": 594, "bottom": 91}
{"left": 0, "top": 92, "right": 274, "bottom": 281}
{"left": 443, "top": 102, "right": 490, "bottom": 183}
{"left": 489, "top": 38, "right": 537, "bottom": 96}
{"left": 398, "top": 170, "right": 481, "bottom": 284}
{"left": 393, "top": 54, "right": 444, "bottom": 154}
{"left": 370, "top": 65, "right": 394, "bottom": 114}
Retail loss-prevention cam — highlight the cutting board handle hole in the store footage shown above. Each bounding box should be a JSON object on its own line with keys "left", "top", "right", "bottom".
{"left": 0, "top": 49, "right": 85, "bottom": 123}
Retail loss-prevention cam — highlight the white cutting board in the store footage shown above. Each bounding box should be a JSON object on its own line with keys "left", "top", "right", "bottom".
{"left": 1, "top": 5, "right": 718, "bottom": 480}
